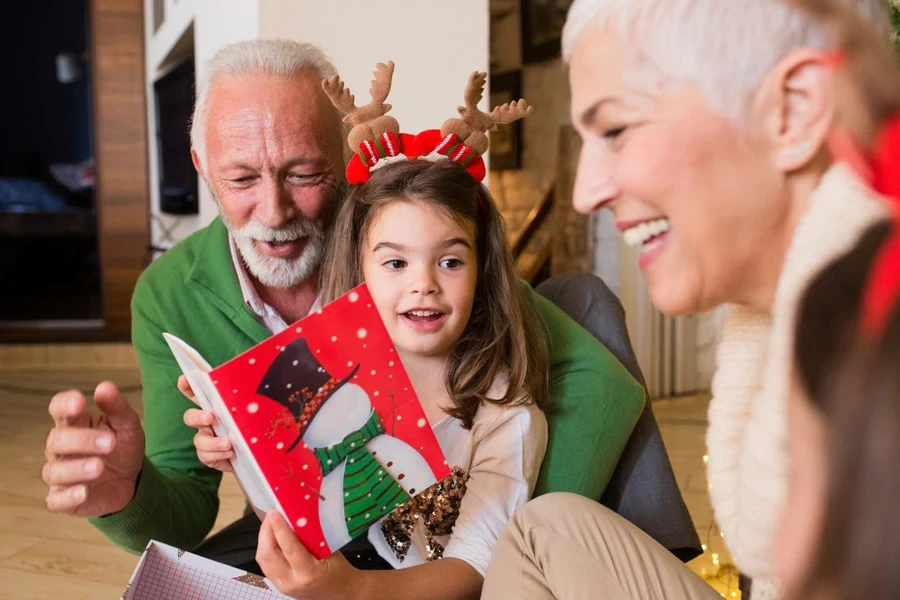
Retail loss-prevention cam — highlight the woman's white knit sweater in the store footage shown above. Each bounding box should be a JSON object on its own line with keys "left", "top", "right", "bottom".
{"left": 705, "top": 165, "right": 887, "bottom": 600}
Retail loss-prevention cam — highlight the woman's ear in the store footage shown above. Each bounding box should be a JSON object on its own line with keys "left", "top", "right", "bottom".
{"left": 753, "top": 48, "right": 837, "bottom": 172}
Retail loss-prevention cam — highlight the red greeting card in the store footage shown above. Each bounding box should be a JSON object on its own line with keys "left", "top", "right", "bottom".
{"left": 165, "top": 284, "right": 450, "bottom": 559}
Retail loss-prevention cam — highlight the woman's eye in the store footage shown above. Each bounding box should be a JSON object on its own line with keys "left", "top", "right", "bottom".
{"left": 383, "top": 259, "right": 406, "bottom": 270}
{"left": 440, "top": 258, "right": 463, "bottom": 269}
{"left": 603, "top": 126, "right": 626, "bottom": 140}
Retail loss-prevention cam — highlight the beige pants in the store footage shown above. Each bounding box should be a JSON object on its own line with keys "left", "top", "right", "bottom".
{"left": 482, "top": 493, "right": 721, "bottom": 600}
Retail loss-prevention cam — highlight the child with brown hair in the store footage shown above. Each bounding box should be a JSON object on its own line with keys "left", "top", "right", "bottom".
{"left": 252, "top": 64, "right": 550, "bottom": 599}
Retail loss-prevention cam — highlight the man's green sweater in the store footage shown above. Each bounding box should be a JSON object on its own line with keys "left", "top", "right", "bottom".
{"left": 90, "top": 218, "right": 644, "bottom": 554}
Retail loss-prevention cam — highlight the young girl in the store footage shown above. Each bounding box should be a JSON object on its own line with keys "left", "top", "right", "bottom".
{"left": 192, "top": 66, "right": 551, "bottom": 599}
{"left": 775, "top": 2, "right": 900, "bottom": 598}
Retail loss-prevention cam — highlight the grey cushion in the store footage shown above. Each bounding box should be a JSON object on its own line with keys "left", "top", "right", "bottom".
{"left": 536, "top": 273, "right": 702, "bottom": 563}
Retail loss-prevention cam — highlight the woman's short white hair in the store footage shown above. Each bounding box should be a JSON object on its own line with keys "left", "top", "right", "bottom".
{"left": 562, "top": 0, "right": 891, "bottom": 117}
{"left": 190, "top": 39, "right": 341, "bottom": 169}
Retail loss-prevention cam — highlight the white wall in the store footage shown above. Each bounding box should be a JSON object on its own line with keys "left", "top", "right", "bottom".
{"left": 259, "top": 0, "right": 490, "bottom": 141}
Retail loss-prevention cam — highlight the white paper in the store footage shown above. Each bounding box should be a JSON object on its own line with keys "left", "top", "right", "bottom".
{"left": 122, "top": 540, "right": 291, "bottom": 599}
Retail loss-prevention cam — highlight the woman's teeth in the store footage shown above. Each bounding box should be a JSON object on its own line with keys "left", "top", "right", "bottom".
{"left": 623, "top": 218, "right": 671, "bottom": 248}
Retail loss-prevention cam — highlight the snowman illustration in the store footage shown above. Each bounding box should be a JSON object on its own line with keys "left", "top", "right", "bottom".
{"left": 257, "top": 338, "right": 438, "bottom": 551}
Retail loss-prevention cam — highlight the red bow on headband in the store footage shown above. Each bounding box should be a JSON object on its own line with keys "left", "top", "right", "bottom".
{"left": 345, "top": 130, "right": 487, "bottom": 185}
{"left": 860, "top": 116, "right": 900, "bottom": 337}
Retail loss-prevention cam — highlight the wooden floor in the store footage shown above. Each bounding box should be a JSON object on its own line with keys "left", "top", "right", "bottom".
{"left": 0, "top": 368, "right": 737, "bottom": 598}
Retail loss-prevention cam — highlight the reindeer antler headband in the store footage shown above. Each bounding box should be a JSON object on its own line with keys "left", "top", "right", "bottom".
{"left": 322, "top": 62, "right": 534, "bottom": 185}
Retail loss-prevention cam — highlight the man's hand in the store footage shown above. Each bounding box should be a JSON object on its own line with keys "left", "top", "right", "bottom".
{"left": 43, "top": 382, "right": 145, "bottom": 517}
{"left": 257, "top": 511, "right": 361, "bottom": 600}
{"left": 180, "top": 375, "right": 234, "bottom": 473}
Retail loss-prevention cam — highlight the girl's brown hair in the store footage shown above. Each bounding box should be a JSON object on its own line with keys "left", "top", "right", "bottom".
{"left": 320, "top": 159, "right": 550, "bottom": 428}
{"left": 794, "top": 220, "right": 900, "bottom": 600}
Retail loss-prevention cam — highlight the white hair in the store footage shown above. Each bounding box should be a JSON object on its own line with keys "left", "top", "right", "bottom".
{"left": 190, "top": 39, "right": 342, "bottom": 169}
{"left": 562, "top": 0, "right": 891, "bottom": 117}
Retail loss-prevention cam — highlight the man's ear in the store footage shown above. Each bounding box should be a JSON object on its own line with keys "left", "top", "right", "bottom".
{"left": 190, "top": 147, "right": 205, "bottom": 178}
{"left": 753, "top": 48, "right": 836, "bottom": 172}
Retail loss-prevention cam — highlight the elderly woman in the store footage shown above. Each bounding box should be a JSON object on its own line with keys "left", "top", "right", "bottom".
{"left": 482, "top": 1, "right": 892, "bottom": 599}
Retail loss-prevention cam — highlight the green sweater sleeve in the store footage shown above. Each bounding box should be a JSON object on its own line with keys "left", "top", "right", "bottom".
{"left": 89, "top": 281, "right": 222, "bottom": 554}
{"left": 525, "top": 284, "right": 645, "bottom": 499}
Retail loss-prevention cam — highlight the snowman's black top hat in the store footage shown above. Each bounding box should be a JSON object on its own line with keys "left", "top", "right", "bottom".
{"left": 256, "top": 338, "right": 360, "bottom": 452}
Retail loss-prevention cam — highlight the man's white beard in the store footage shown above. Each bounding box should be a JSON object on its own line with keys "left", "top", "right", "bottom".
{"left": 219, "top": 209, "right": 326, "bottom": 290}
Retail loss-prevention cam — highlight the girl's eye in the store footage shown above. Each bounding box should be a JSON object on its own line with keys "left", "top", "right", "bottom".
{"left": 440, "top": 258, "right": 463, "bottom": 269}
{"left": 383, "top": 259, "right": 406, "bottom": 270}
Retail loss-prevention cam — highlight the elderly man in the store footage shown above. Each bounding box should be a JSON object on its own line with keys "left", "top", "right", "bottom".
{"left": 42, "top": 39, "right": 645, "bottom": 579}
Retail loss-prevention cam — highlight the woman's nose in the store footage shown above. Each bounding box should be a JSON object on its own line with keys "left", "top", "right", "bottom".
{"left": 573, "top": 142, "right": 621, "bottom": 215}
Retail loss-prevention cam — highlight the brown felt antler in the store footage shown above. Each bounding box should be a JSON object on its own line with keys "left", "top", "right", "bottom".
{"left": 322, "top": 61, "right": 400, "bottom": 151}
{"left": 441, "top": 71, "right": 534, "bottom": 155}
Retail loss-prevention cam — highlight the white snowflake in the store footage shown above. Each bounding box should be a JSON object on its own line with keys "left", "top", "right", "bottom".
{"left": 296, "top": 518, "right": 307, "bottom": 528}
{"left": 302, "top": 464, "right": 309, "bottom": 470}
{"left": 276, "top": 442, "right": 284, "bottom": 450}
{"left": 231, "top": 407, "right": 236, "bottom": 412}
{"left": 249, "top": 358, "right": 256, "bottom": 365}
{"left": 320, "top": 542, "right": 325, "bottom": 547}
{"left": 374, "top": 391, "right": 379, "bottom": 397}
{"left": 296, "top": 326, "right": 303, "bottom": 333}
{"left": 286, "top": 383, "right": 292, "bottom": 389}
{"left": 347, "top": 361, "right": 353, "bottom": 367}
{"left": 389, "top": 361, "right": 394, "bottom": 367}
{"left": 250, "top": 437, "right": 258, "bottom": 444}
{"left": 357, "top": 328, "right": 367, "bottom": 339}
{"left": 349, "top": 292, "right": 359, "bottom": 303}
{"left": 417, "top": 418, "right": 426, "bottom": 428}
{"left": 293, "top": 360, "right": 299, "bottom": 366}
{"left": 305, "top": 494, "right": 310, "bottom": 500}
{"left": 331, "top": 336, "right": 337, "bottom": 342}
{"left": 371, "top": 370, "right": 376, "bottom": 376}
{"left": 247, "top": 402, "right": 259, "bottom": 413}
{"left": 232, "top": 389, "right": 238, "bottom": 394}
{"left": 397, "top": 415, "right": 402, "bottom": 421}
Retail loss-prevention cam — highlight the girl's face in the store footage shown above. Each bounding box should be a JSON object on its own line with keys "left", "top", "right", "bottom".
{"left": 361, "top": 199, "right": 478, "bottom": 361}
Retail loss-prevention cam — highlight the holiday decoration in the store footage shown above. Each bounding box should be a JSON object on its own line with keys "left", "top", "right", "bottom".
{"left": 165, "top": 284, "right": 450, "bottom": 559}
{"left": 322, "top": 62, "right": 534, "bottom": 185}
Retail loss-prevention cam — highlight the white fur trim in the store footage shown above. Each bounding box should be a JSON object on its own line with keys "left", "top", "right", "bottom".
{"left": 369, "top": 153, "right": 409, "bottom": 173}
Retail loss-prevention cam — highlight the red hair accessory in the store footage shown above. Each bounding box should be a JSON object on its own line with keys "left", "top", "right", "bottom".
{"left": 323, "top": 66, "right": 532, "bottom": 187}
{"left": 860, "top": 116, "right": 900, "bottom": 337}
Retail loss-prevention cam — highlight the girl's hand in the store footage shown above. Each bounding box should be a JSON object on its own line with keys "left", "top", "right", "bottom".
{"left": 179, "top": 375, "right": 234, "bottom": 472}
{"left": 257, "top": 511, "right": 361, "bottom": 600}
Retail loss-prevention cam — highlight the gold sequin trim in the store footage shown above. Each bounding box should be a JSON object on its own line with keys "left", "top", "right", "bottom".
{"left": 380, "top": 466, "right": 469, "bottom": 562}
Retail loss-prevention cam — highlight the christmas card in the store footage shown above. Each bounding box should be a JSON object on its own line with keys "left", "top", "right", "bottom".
{"left": 164, "top": 284, "right": 450, "bottom": 560}
{"left": 122, "top": 540, "right": 290, "bottom": 599}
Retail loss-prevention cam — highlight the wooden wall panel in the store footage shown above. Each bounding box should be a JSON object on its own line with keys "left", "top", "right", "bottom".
{"left": 90, "top": 0, "right": 150, "bottom": 339}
